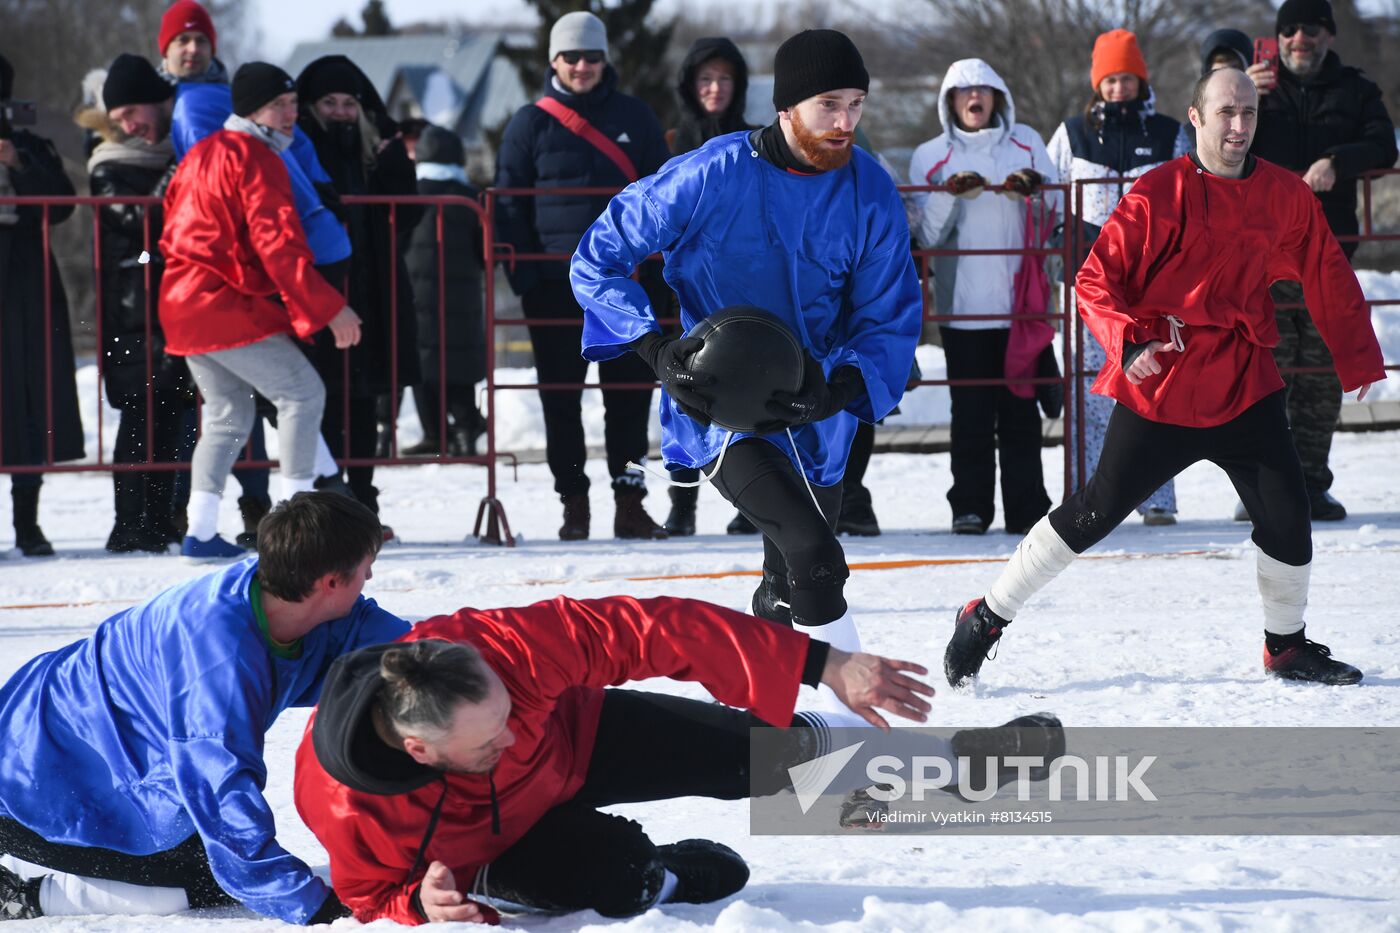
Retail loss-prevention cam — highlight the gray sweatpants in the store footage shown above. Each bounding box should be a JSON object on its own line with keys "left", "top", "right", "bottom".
{"left": 185, "top": 334, "right": 326, "bottom": 495}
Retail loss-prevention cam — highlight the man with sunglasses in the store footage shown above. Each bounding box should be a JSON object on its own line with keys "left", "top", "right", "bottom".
{"left": 1244, "top": 0, "right": 1396, "bottom": 523}
{"left": 494, "top": 11, "right": 672, "bottom": 543}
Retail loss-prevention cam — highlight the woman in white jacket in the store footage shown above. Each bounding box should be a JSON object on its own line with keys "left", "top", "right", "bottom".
{"left": 909, "top": 58, "right": 1060, "bottom": 536}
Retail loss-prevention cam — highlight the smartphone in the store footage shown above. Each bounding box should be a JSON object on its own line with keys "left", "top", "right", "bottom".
{"left": 1253, "top": 37, "right": 1278, "bottom": 81}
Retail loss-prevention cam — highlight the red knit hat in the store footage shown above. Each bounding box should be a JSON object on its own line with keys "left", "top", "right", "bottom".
{"left": 158, "top": 0, "right": 217, "bottom": 57}
{"left": 1090, "top": 29, "right": 1148, "bottom": 90}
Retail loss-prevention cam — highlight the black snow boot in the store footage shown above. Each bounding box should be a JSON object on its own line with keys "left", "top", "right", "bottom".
{"left": 1264, "top": 633, "right": 1363, "bottom": 685}
{"left": 0, "top": 862, "right": 43, "bottom": 919}
{"left": 836, "top": 485, "right": 880, "bottom": 536}
{"left": 663, "top": 486, "right": 697, "bottom": 537}
{"left": 106, "top": 473, "right": 168, "bottom": 554}
{"left": 236, "top": 494, "right": 272, "bottom": 550}
{"left": 726, "top": 511, "right": 759, "bottom": 535}
{"left": 11, "top": 486, "right": 53, "bottom": 557}
{"left": 944, "top": 597, "right": 1008, "bottom": 687}
{"left": 656, "top": 839, "right": 749, "bottom": 904}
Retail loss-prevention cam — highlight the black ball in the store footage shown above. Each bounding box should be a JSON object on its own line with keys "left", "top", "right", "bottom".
{"left": 684, "top": 306, "right": 806, "bottom": 432}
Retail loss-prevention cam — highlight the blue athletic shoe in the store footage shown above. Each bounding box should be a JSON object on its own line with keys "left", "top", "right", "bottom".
{"left": 180, "top": 534, "right": 246, "bottom": 564}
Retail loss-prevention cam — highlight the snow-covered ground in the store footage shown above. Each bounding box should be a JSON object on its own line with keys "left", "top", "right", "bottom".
{"left": 4, "top": 421, "right": 1400, "bottom": 929}
{"left": 2, "top": 272, "right": 1398, "bottom": 930}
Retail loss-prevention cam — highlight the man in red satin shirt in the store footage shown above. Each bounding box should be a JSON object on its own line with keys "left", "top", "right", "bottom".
{"left": 944, "top": 67, "right": 1385, "bottom": 689}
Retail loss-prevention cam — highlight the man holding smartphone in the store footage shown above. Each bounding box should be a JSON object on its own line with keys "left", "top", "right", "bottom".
{"left": 1245, "top": 0, "right": 1397, "bottom": 522}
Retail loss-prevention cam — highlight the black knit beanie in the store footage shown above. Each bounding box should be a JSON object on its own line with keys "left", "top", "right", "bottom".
{"left": 1276, "top": 0, "right": 1337, "bottom": 35}
{"left": 232, "top": 62, "right": 296, "bottom": 118}
{"left": 771, "top": 29, "right": 868, "bottom": 111}
{"left": 299, "top": 57, "right": 362, "bottom": 104}
{"left": 102, "top": 54, "right": 175, "bottom": 112}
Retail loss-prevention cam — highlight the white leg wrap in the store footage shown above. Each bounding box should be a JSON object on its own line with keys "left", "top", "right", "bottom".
{"left": 803, "top": 612, "right": 863, "bottom": 716}
{"left": 314, "top": 435, "right": 338, "bottom": 479}
{"left": 1258, "top": 551, "right": 1309, "bottom": 636}
{"left": 985, "top": 516, "right": 1078, "bottom": 621}
{"left": 39, "top": 873, "right": 189, "bottom": 917}
{"left": 278, "top": 474, "right": 317, "bottom": 502}
{"left": 185, "top": 490, "right": 222, "bottom": 542}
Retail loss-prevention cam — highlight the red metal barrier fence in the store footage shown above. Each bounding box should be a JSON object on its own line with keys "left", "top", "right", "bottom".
{"left": 1, "top": 168, "right": 1396, "bottom": 548}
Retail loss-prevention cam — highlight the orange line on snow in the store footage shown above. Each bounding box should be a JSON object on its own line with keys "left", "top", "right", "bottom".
{"left": 620, "top": 550, "right": 1218, "bottom": 583}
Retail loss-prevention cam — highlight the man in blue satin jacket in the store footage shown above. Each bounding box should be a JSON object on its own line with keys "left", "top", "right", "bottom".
{"left": 0, "top": 493, "right": 408, "bottom": 925}
{"left": 572, "top": 30, "right": 921, "bottom": 704}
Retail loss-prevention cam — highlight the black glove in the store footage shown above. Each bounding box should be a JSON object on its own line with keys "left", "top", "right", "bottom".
{"left": 631, "top": 331, "right": 715, "bottom": 426}
{"left": 307, "top": 891, "right": 352, "bottom": 925}
{"left": 762, "top": 353, "right": 865, "bottom": 430}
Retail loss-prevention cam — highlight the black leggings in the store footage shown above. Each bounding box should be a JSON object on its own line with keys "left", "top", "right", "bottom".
{"left": 0, "top": 818, "right": 233, "bottom": 909}
{"left": 475, "top": 689, "right": 811, "bottom": 917}
{"left": 1050, "top": 390, "right": 1311, "bottom": 565}
{"left": 707, "top": 439, "right": 847, "bottom": 625}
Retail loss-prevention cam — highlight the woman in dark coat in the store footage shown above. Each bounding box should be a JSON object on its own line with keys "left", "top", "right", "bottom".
{"left": 0, "top": 55, "right": 84, "bottom": 555}
{"left": 79, "top": 105, "right": 193, "bottom": 553}
{"left": 662, "top": 37, "right": 759, "bottom": 537}
{"left": 295, "top": 55, "right": 421, "bottom": 516}
{"left": 402, "top": 125, "right": 485, "bottom": 457}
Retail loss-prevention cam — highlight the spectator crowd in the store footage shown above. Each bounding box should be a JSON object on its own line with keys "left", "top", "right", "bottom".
{"left": 0, "top": 1, "right": 1393, "bottom": 926}
{"left": 0, "top": 0, "right": 1394, "bottom": 557}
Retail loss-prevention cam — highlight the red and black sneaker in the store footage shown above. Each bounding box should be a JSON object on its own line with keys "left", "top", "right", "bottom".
{"left": 944, "top": 597, "right": 1007, "bottom": 687}
{"left": 1264, "top": 638, "right": 1363, "bottom": 685}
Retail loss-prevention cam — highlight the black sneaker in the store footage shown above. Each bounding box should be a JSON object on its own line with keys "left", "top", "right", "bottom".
{"left": 657, "top": 839, "right": 749, "bottom": 904}
{"left": 1265, "top": 639, "right": 1362, "bottom": 685}
{"left": 1308, "top": 490, "right": 1347, "bottom": 522}
{"left": 0, "top": 863, "right": 42, "bottom": 920}
{"left": 750, "top": 570, "right": 791, "bottom": 626}
{"left": 949, "top": 713, "right": 1065, "bottom": 795}
{"left": 944, "top": 598, "right": 1007, "bottom": 687}
{"left": 952, "top": 514, "right": 988, "bottom": 535}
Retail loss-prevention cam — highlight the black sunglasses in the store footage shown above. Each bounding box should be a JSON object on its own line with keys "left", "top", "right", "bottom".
{"left": 558, "top": 50, "right": 605, "bottom": 65}
{"left": 1280, "top": 23, "right": 1325, "bottom": 38}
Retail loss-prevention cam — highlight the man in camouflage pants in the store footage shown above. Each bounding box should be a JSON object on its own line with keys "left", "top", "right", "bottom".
{"left": 1246, "top": 0, "right": 1396, "bottom": 520}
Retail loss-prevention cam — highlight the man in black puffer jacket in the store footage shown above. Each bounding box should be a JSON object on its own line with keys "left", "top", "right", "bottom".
{"left": 495, "top": 11, "right": 671, "bottom": 542}
{"left": 1246, "top": 0, "right": 1397, "bottom": 521}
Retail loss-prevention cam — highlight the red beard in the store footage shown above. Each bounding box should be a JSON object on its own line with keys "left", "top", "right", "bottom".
{"left": 789, "top": 107, "right": 854, "bottom": 171}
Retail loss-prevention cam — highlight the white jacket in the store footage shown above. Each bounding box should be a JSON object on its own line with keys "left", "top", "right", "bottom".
{"left": 908, "top": 58, "right": 1060, "bottom": 330}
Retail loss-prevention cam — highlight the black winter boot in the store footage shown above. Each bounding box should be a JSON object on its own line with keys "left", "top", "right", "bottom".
{"left": 836, "top": 485, "right": 880, "bottom": 536}
{"left": 614, "top": 485, "right": 667, "bottom": 540}
{"left": 236, "top": 494, "right": 272, "bottom": 550}
{"left": 106, "top": 473, "right": 168, "bottom": 554}
{"left": 664, "top": 486, "right": 698, "bottom": 537}
{"left": 726, "top": 511, "right": 759, "bottom": 535}
{"left": 560, "top": 494, "right": 590, "bottom": 541}
{"left": 11, "top": 486, "right": 53, "bottom": 557}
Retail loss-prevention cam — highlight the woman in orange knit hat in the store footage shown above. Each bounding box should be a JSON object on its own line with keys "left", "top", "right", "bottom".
{"left": 1047, "top": 28, "right": 1189, "bottom": 526}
